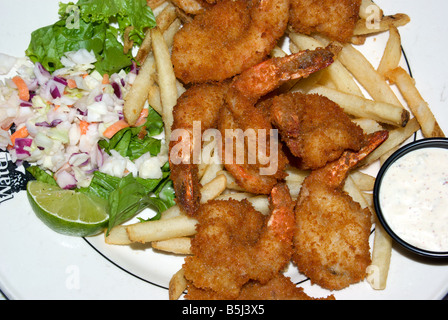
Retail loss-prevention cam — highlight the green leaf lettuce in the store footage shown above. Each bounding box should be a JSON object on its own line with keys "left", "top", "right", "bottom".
{"left": 26, "top": 0, "right": 156, "bottom": 75}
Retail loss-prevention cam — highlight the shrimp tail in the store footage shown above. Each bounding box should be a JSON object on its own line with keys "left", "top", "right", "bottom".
{"left": 326, "top": 130, "right": 389, "bottom": 188}
{"left": 170, "top": 162, "right": 202, "bottom": 216}
{"left": 231, "top": 46, "right": 336, "bottom": 104}
{"left": 266, "top": 183, "right": 296, "bottom": 242}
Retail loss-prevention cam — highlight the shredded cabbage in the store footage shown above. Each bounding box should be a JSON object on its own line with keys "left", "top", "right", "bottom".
{"left": 0, "top": 49, "right": 167, "bottom": 190}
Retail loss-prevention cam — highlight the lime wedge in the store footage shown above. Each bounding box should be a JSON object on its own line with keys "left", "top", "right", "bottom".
{"left": 27, "top": 180, "right": 109, "bottom": 237}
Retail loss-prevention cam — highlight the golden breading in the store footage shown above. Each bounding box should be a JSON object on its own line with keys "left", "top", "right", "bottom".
{"left": 171, "top": 0, "right": 290, "bottom": 83}
{"left": 186, "top": 274, "right": 335, "bottom": 300}
{"left": 268, "top": 92, "right": 366, "bottom": 170}
{"left": 292, "top": 131, "right": 389, "bottom": 291}
{"left": 183, "top": 184, "right": 295, "bottom": 299}
{"left": 289, "top": 0, "right": 362, "bottom": 43}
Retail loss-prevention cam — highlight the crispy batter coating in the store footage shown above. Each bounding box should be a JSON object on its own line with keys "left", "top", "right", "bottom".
{"left": 268, "top": 92, "right": 366, "bottom": 170}
{"left": 218, "top": 105, "right": 288, "bottom": 194}
{"left": 219, "top": 49, "right": 334, "bottom": 193}
{"left": 169, "top": 82, "right": 229, "bottom": 216}
{"left": 183, "top": 184, "right": 295, "bottom": 299}
{"left": 289, "top": 0, "right": 361, "bottom": 43}
{"left": 186, "top": 274, "right": 335, "bottom": 300}
{"left": 171, "top": 0, "right": 290, "bottom": 83}
{"left": 293, "top": 173, "right": 372, "bottom": 290}
{"left": 292, "top": 131, "right": 389, "bottom": 291}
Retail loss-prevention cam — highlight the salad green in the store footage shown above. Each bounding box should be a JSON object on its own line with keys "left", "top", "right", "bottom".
{"left": 0, "top": 0, "right": 177, "bottom": 237}
{"left": 26, "top": 0, "right": 156, "bottom": 75}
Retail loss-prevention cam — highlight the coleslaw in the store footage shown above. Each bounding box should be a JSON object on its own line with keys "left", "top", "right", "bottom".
{"left": 0, "top": 49, "right": 168, "bottom": 190}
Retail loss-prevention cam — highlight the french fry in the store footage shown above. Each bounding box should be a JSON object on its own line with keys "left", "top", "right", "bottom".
{"left": 360, "top": 117, "right": 420, "bottom": 167}
{"left": 386, "top": 67, "right": 445, "bottom": 138}
{"left": 359, "top": 0, "right": 383, "bottom": 20}
{"left": 200, "top": 174, "right": 227, "bottom": 203}
{"left": 247, "top": 195, "right": 270, "bottom": 216}
{"left": 348, "top": 171, "right": 376, "bottom": 192}
{"left": 169, "top": 268, "right": 187, "bottom": 300}
{"left": 147, "top": 82, "right": 163, "bottom": 115}
{"left": 135, "top": 31, "right": 153, "bottom": 65}
{"left": 127, "top": 214, "right": 197, "bottom": 244}
{"left": 289, "top": 32, "right": 363, "bottom": 97}
{"left": 147, "top": 0, "right": 167, "bottom": 10}
{"left": 152, "top": 237, "right": 192, "bottom": 255}
{"left": 123, "top": 54, "right": 156, "bottom": 126}
{"left": 170, "top": 0, "right": 207, "bottom": 15}
{"left": 135, "top": 3, "right": 177, "bottom": 64}
{"left": 126, "top": 177, "right": 227, "bottom": 244}
{"left": 367, "top": 147, "right": 397, "bottom": 290}
{"left": 200, "top": 163, "right": 224, "bottom": 186}
{"left": 367, "top": 218, "right": 393, "bottom": 290}
{"left": 163, "top": 18, "right": 182, "bottom": 49}
{"left": 106, "top": 174, "right": 226, "bottom": 245}
{"left": 377, "top": 26, "right": 402, "bottom": 77}
{"left": 353, "top": 118, "right": 384, "bottom": 135}
{"left": 215, "top": 192, "right": 254, "bottom": 201}
{"left": 105, "top": 225, "right": 130, "bottom": 245}
{"left": 123, "top": 26, "right": 135, "bottom": 54}
{"left": 354, "top": 13, "right": 411, "bottom": 36}
{"left": 216, "top": 170, "right": 246, "bottom": 191}
{"left": 337, "top": 43, "right": 404, "bottom": 107}
{"left": 284, "top": 166, "right": 309, "bottom": 198}
{"left": 156, "top": 2, "right": 177, "bottom": 32}
{"left": 151, "top": 26, "right": 178, "bottom": 142}
{"left": 343, "top": 176, "right": 371, "bottom": 210}
{"left": 307, "top": 86, "right": 409, "bottom": 127}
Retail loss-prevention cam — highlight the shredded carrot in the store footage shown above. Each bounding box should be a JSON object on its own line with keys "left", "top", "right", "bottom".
{"left": 79, "top": 121, "right": 89, "bottom": 135}
{"left": 134, "top": 108, "right": 149, "bottom": 127}
{"left": 8, "top": 126, "right": 29, "bottom": 149}
{"left": 54, "top": 105, "right": 60, "bottom": 111}
{"left": 102, "top": 74, "right": 110, "bottom": 85}
{"left": 103, "top": 119, "right": 130, "bottom": 139}
{"left": 82, "top": 73, "right": 89, "bottom": 79}
{"left": 67, "top": 78, "right": 77, "bottom": 89}
{"left": 12, "top": 76, "right": 30, "bottom": 102}
{"left": 137, "top": 126, "right": 147, "bottom": 140}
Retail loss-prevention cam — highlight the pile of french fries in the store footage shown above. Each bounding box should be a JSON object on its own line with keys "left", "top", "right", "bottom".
{"left": 108, "top": 0, "right": 445, "bottom": 299}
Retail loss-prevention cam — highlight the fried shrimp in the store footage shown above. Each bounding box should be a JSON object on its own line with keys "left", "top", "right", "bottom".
{"left": 185, "top": 274, "right": 335, "bottom": 300}
{"left": 183, "top": 183, "right": 295, "bottom": 299}
{"left": 289, "top": 0, "right": 362, "bottom": 43}
{"left": 292, "top": 130, "right": 388, "bottom": 291}
{"left": 266, "top": 92, "right": 366, "bottom": 170}
{"left": 169, "top": 48, "right": 335, "bottom": 215}
{"left": 169, "top": 82, "right": 229, "bottom": 216}
{"left": 171, "top": 0, "right": 290, "bottom": 84}
{"left": 221, "top": 47, "right": 335, "bottom": 193}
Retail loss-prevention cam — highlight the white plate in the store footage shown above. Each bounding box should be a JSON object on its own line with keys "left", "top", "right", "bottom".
{"left": 0, "top": 0, "right": 447, "bottom": 300}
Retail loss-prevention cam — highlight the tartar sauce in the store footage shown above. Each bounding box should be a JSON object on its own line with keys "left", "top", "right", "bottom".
{"left": 379, "top": 147, "right": 448, "bottom": 252}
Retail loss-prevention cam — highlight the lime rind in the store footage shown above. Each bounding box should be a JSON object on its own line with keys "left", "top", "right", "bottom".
{"left": 27, "top": 181, "right": 109, "bottom": 237}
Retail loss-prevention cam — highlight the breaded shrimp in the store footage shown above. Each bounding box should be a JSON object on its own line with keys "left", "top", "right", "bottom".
{"left": 267, "top": 92, "right": 366, "bottom": 169}
{"left": 169, "top": 82, "right": 229, "bottom": 216}
{"left": 289, "top": 0, "right": 362, "bottom": 43}
{"left": 293, "top": 130, "right": 388, "bottom": 291}
{"left": 185, "top": 274, "right": 335, "bottom": 300}
{"left": 221, "top": 47, "right": 335, "bottom": 193}
{"left": 183, "top": 183, "right": 295, "bottom": 299}
{"left": 169, "top": 0, "right": 212, "bottom": 15}
{"left": 171, "top": 0, "right": 290, "bottom": 84}
{"left": 169, "top": 48, "right": 335, "bottom": 215}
